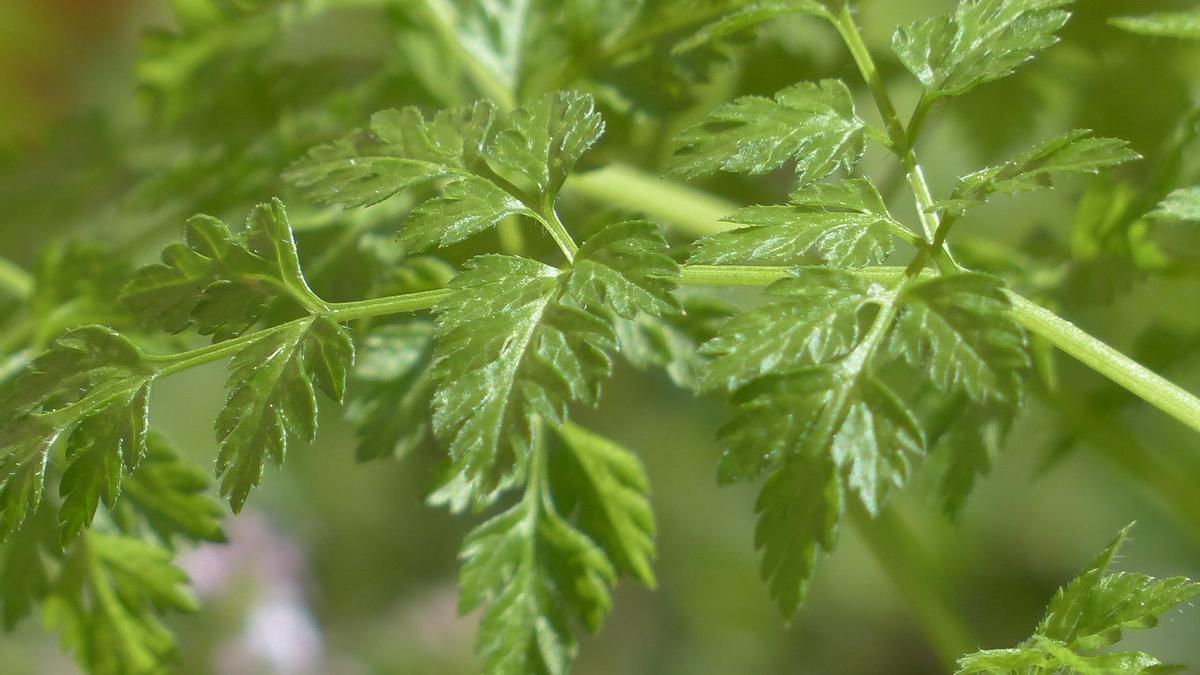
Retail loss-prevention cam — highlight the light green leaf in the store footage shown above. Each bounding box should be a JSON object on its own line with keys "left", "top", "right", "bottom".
{"left": 892, "top": 0, "right": 1073, "bottom": 99}
{"left": 44, "top": 533, "right": 198, "bottom": 675}
{"left": 693, "top": 189, "right": 897, "bottom": 267}
{"left": 432, "top": 255, "right": 614, "bottom": 503}
{"left": 615, "top": 290, "right": 736, "bottom": 390}
{"left": 568, "top": 220, "right": 680, "bottom": 320}
{"left": 958, "top": 524, "right": 1200, "bottom": 674}
{"left": 701, "top": 268, "right": 874, "bottom": 393}
{"left": 344, "top": 321, "right": 437, "bottom": 462}
{"left": 215, "top": 316, "right": 354, "bottom": 511}
{"left": 0, "top": 327, "right": 156, "bottom": 542}
{"left": 549, "top": 422, "right": 656, "bottom": 586}
{"left": 119, "top": 435, "right": 227, "bottom": 546}
{"left": 754, "top": 451, "right": 841, "bottom": 617}
{"left": 720, "top": 367, "right": 924, "bottom": 511}
{"left": 0, "top": 504, "right": 55, "bottom": 629}
{"left": 943, "top": 130, "right": 1140, "bottom": 215}
{"left": 58, "top": 385, "right": 151, "bottom": 545}
{"left": 286, "top": 103, "right": 495, "bottom": 209}
{"left": 1149, "top": 187, "right": 1200, "bottom": 223}
{"left": 673, "top": 0, "right": 833, "bottom": 54}
{"left": 671, "top": 79, "right": 865, "bottom": 183}
{"left": 488, "top": 90, "right": 605, "bottom": 196}
{"left": 122, "top": 200, "right": 327, "bottom": 339}
{"left": 890, "top": 273, "right": 1030, "bottom": 403}
{"left": 402, "top": 177, "right": 534, "bottom": 252}
{"left": 1111, "top": 9, "right": 1200, "bottom": 41}
{"left": 1037, "top": 525, "right": 1200, "bottom": 651}
{"left": 459, "top": 482, "right": 616, "bottom": 675}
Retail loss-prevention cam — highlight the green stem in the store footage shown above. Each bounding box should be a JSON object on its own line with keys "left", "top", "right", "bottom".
{"left": 1008, "top": 295, "right": 1200, "bottom": 437}
{"left": 0, "top": 257, "right": 33, "bottom": 300}
{"left": 565, "top": 164, "right": 738, "bottom": 237}
{"left": 680, "top": 263, "right": 1200, "bottom": 438}
{"left": 328, "top": 289, "right": 454, "bottom": 323}
{"left": 149, "top": 322, "right": 295, "bottom": 377}
{"left": 832, "top": 7, "right": 957, "bottom": 271}
{"left": 539, "top": 208, "right": 580, "bottom": 261}
{"left": 850, "top": 505, "right": 977, "bottom": 669}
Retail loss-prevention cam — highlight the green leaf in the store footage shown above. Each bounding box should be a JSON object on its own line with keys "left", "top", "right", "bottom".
{"left": 615, "top": 289, "right": 736, "bottom": 390}
{"left": 549, "top": 422, "right": 656, "bottom": 586}
{"left": 568, "top": 220, "right": 680, "bottom": 320}
{"left": 1111, "top": 9, "right": 1200, "bottom": 41}
{"left": 671, "top": 79, "right": 865, "bottom": 183}
{"left": 926, "top": 398, "right": 1016, "bottom": 518}
{"left": 673, "top": 0, "right": 833, "bottom": 54}
{"left": 754, "top": 452, "right": 841, "bottom": 617}
{"left": 402, "top": 177, "right": 534, "bottom": 253}
{"left": 119, "top": 435, "right": 227, "bottom": 546}
{"left": 288, "top": 92, "right": 606, "bottom": 253}
{"left": 44, "top": 533, "right": 198, "bottom": 675}
{"left": 957, "top": 524, "right": 1200, "bottom": 674}
{"left": 1037, "top": 525, "right": 1200, "bottom": 651}
{"left": 0, "top": 327, "right": 156, "bottom": 542}
{"left": 1149, "top": 187, "right": 1200, "bottom": 223}
{"left": 693, "top": 180, "right": 898, "bottom": 266}
{"left": 892, "top": 0, "right": 1073, "bottom": 99}
{"left": 286, "top": 103, "right": 495, "bottom": 209}
{"left": 432, "top": 255, "right": 614, "bottom": 504}
{"left": 344, "top": 321, "right": 437, "bottom": 462}
{"left": 58, "top": 384, "right": 151, "bottom": 545}
{"left": 122, "top": 200, "right": 326, "bottom": 338}
{"left": 488, "top": 90, "right": 606, "bottom": 197}
{"left": 890, "top": 273, "right": 1030, "bottom": 403}
{"left": 459, "top": 480, "right": 616, "bottom": 675}
{"left": 720, "top": 367, "right": 925, "bottom": 510}
{"left": 701, "top": 268, "right": 874, "bottom": 392}
{"left": 942, "top": 130, "right": 1140, "bottom": 215}
{"left": 0, "top": 506, "right": 55, "bottom": 629}
{"left": 215, "top": 316, "right": 354, "bottom": 511}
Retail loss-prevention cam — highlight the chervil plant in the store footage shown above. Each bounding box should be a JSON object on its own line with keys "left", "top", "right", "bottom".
{"left": 2, "top": 0, "right": 1200, "bottom": 673}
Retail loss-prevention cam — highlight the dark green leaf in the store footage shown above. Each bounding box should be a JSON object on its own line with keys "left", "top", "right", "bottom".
{"left": 345, "top": 322, "right": 437, "bottom": 462}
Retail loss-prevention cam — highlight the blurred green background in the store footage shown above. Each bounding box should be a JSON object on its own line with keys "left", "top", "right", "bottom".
{"left": 1, "top": 1, "right": 1199, "bottom": 673}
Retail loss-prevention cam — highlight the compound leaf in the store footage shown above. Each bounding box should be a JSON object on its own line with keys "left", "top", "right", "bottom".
{"left": 44, "top": 534, "right": 198, "bottom": 675}
{"left": 943, "top": 130, "right": 1140, "bottom": 215}
{"left": 215, "top": 316, "right": 354, "bottom": 512}
{"left": 459, "top": 480, "right": 616, "bottom": 675}
{"left": 432, "top": 255, "right": 614, "bottom": 504}
{"left": 890, "top": 273, "right": 1030, "bottom": 403}
{"left": 671, "top": 79, "right": 865, "bottom": 183}
{"left": 701, "top": 268, "right": 874, "bottom": 392}
{"left": 549, "top": 422, "right": 656, "bottom": 586}
{"left": 893, "top": 0, "right": 1073, "bottom": 99}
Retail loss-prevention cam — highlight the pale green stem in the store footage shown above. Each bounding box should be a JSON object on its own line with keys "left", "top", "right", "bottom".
{"left": 0, "top": 257, "right": 33, "bottom": 300}
{"left": 565, "top": 164, "right": 738, "bottom": 237}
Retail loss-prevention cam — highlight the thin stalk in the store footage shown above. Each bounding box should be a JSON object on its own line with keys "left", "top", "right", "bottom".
{"left": 328, "top": 288, "right": 454, "bottom": 323}
{"left": 1008, "top": 294, "right": 1200, "bottom": 437}
{"left": 831, "top": 7, "right": 957, "bottom": 271}
{"left": 539, "top": 208, "right": 580, "bottom": 261}
{"left": 681, "top": 263, "right": 1200, "bottom": 437}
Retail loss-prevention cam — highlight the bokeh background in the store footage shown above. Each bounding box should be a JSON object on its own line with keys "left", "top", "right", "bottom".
{"left": 2, "top": 0, "right": 1200, "bottom": 673}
